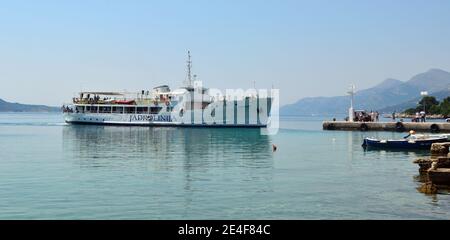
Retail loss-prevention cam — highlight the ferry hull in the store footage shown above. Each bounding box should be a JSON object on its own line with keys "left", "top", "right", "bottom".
{"left": 64, "top": 112, "right": 268, "bottom": 128}
{"left": 65, "top": 120, "right": 265, "bottom": 128}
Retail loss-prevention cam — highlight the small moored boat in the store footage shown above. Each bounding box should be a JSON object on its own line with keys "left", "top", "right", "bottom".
{"left": 362, "top": 133, "right": 449, "bottom": 150}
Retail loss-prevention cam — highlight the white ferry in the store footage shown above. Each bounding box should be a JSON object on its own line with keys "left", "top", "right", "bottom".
{"left": 63, "top": 52, "right": 274, "bottom": 127}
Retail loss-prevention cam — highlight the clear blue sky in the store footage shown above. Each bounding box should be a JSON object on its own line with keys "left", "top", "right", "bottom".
{"left": 1, "top": 0, "right": 450, "bottom": 106}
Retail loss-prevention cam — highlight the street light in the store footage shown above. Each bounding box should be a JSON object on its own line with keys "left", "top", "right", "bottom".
{"left": 420, "top": 91, "right": 428, "bottom": 113}
{"left": 347, "top": 84, "right": 356, "bottom": 122}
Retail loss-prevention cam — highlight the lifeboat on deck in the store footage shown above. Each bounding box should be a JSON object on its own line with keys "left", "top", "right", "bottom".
{"left": 113, "top": 100, "right": 135, "bottom": 105}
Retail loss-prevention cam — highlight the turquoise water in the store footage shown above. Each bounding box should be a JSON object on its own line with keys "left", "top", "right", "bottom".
{"left": 0, "top": 113, "right": 449, "bottom": 219}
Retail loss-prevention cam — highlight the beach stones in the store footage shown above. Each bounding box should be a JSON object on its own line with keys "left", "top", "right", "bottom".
{"left": 430, "top": 143, "right": 450, "bottom": 155}
{"left": 418, "top": 182, "right": 438, "bottom": 195}
{"left": 414, "top": 158, "right": 433, "bottom": 173}
{"left": 428, "top": 168, "right": 450, "bottom": 185}
{"left": 414, "top": 151, "right": 450, "bottom": 192}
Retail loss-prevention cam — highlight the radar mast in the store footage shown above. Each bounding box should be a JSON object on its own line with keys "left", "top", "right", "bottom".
{"left": 185, "top": 51, "right": 193, "bottom": 87}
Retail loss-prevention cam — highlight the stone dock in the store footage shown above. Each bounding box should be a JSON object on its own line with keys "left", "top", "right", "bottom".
{"left": 323, "top": 121, "right": 450, "bottom": 133}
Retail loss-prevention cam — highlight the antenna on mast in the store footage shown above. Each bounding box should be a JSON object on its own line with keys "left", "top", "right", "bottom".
{"left": 186, "top": 51, "right": 193, "bottom": 87}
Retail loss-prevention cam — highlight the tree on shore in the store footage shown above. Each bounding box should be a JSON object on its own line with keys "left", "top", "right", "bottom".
{"left": 439, "top": 97, "right": 450, "bottom": 116}
{"left": 404, "top": 96, "right": 442, "bottom": 115}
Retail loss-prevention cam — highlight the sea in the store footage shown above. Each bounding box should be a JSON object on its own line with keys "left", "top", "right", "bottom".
{"left": 0, "top": 112, "right": 449, "bottom": 219}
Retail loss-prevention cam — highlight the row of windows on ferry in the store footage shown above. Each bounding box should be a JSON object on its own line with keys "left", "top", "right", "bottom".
{"left": 75, "top": 102, "right": 211, "bottom": 114}
{"left": 75, "top": 106, "right": 173, "bottom": 114}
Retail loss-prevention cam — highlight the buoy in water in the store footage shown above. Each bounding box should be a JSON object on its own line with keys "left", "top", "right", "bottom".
{"left": 272, "top": 144, "right": 277, "bottom": 152}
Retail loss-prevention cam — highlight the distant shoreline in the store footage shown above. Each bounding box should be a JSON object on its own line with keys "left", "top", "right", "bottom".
{"left": 0, "top": 98, "right": 60, "bottom": 113}
{"left": 0, "top": 110, "right": 60, "bottom": 113}
{"left": 384, "top": 113, "right": 447, "bottom": 119}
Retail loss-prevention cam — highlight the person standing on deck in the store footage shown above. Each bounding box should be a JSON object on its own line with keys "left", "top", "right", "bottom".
{"left": 392, "top": 111, "right": 396, "bottom": 121}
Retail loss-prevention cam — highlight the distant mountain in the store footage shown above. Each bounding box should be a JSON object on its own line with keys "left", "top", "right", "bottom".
{"left": 0, "top": 98, "right": 59, "bottom": 112}
{"left": 406, "top": 68, "right": 450, "bottom": 93}
{"left": 371, "top": 78, "right": 403, "bottom": 90}
{"left": 281, "top": 69, "right": 450, "bottom": 115}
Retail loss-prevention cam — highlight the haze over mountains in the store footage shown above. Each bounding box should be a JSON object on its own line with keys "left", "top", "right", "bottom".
{"left": 2, "top": 68, "right": 450, "bottom": 114}
{"left": 281, "top": 69, "right": 450, "bottom": 115}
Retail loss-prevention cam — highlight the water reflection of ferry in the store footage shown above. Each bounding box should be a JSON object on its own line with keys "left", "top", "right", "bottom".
{"left": 63, "top": 52, "right": 273, "bottom": 127}
{"left": 62, "top": 125, "right": 273, "bottom": 169}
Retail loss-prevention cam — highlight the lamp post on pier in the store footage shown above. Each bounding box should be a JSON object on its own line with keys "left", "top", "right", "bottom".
{"left": 347, "top": 84, "right": 356, "bottom": 122}
{"left": 420, "top": 91, "right": 428, "bottom": 123}
{"left": 420, "top": 91, "right": 428, "bottom": 113}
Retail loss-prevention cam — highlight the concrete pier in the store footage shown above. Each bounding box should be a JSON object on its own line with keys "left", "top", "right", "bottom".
{"left": 323, "top": 121, "right": 450, "bottom": 133}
